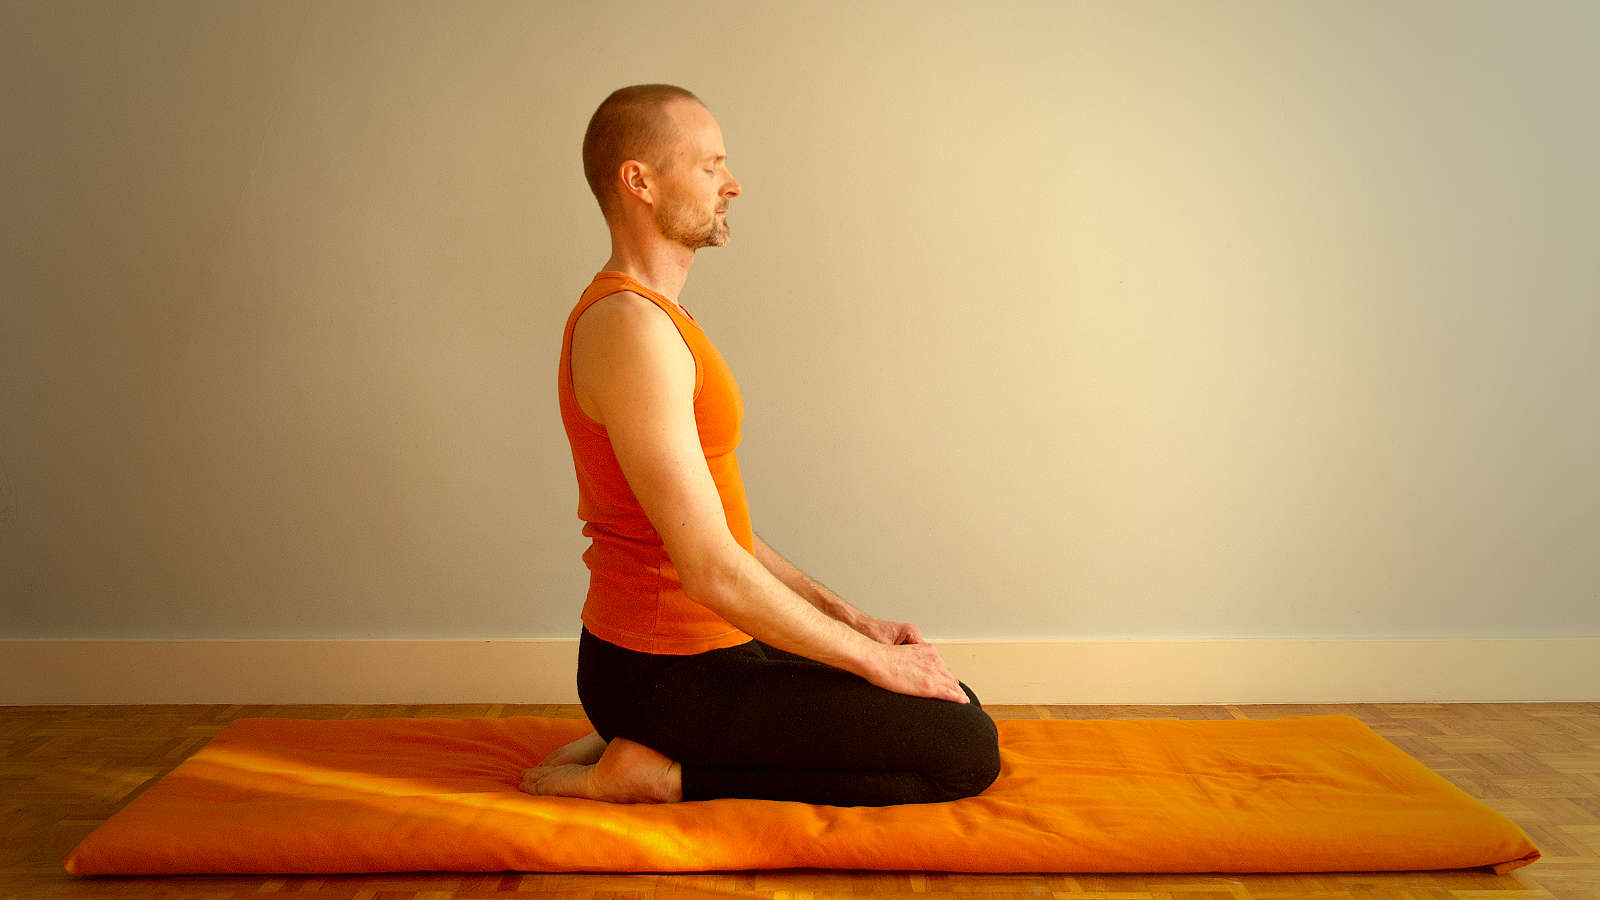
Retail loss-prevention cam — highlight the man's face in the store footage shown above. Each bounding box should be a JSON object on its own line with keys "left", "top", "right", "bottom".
{"left": 653, "top": 101, "right": 741, "bottom": 250}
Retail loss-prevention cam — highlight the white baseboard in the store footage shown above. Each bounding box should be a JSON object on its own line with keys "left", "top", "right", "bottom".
{"left": 2, "top": 637, "right": 1595, "bottom": 705}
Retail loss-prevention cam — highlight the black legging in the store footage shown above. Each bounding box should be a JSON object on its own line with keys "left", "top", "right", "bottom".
{"left": 575, "top": 627, "right": 1002, "bottom": 807}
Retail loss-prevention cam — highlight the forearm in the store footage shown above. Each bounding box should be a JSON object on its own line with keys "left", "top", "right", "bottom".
{"left": 686, "top": 547, "right": 879, "bottom": 678}
{"left": 751, "top": 533, "right": 862, "bottom": 627}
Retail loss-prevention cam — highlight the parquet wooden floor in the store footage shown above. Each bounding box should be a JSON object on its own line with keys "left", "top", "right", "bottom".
{"left": 3, "top": 702, "right": 1596, "bottom": 899}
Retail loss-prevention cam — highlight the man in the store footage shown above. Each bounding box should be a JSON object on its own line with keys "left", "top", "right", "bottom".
{"left": 519, "top": 84, "right": 1000, "bottom": 806}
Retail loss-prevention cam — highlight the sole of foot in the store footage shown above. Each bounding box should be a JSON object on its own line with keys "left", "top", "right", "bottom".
{"left": 518, "top": 737, "right": 681, "bottom": 803}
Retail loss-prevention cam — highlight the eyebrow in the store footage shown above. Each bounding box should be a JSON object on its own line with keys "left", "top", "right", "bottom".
{"left": 704, "top": 154, "right": 726, "bottom": 163}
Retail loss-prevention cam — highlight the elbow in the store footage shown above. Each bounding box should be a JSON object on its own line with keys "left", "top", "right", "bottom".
{"left": 676, "top": 545, "right": 750, "bottom": 617}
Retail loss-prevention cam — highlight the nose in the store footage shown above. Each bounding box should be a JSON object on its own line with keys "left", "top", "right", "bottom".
{"left": 723, "top": 170, "right": 741, "bottom": 198}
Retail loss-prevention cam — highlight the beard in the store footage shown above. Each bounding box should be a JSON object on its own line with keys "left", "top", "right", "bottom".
{"left": 656, "top": 193, "right": 729, "bottom": 250}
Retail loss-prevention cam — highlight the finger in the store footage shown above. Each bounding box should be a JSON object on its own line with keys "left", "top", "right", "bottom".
{"left": 904, "top": 623, "right": 925, "bottom": 643}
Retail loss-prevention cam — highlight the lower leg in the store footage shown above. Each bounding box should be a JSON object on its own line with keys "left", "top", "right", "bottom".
{"left": 646, "top": 668, "right": 999, "bottom": 805}
{"left": 681, "top": 763, "right": 951, "bottom": 806}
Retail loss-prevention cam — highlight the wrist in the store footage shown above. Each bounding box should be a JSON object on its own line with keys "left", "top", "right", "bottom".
{"left": 847, "top": 633, "right": 887, "bottom": 681}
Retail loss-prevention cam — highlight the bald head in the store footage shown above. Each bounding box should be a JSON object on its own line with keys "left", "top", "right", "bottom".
{"left": 582, "top": 84, "right": 705, "bottom": 224}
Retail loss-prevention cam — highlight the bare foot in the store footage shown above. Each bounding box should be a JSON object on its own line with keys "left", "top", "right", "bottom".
{"left": 538, "top": 731, "right": 608, "bottom": 767}
{"left": 517, "top": 737, "right": 683, "bottom": 803}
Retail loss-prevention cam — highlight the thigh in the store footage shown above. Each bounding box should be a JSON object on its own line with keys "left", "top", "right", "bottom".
{"left": 753, "top": 639, "right": 986, "bottom": 707}
{"left": 633, "top": 645, "right": 995, "bottom": 776}
{"left": 576, "top": 628, "right": 765, "bottom": 743}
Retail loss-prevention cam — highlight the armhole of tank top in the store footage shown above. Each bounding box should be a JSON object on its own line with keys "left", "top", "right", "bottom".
{"left": 570, "top": 289, "right": 704, "bottom": 427}
{"left": 564, "top": 302, "right": 606, "bottom": 434}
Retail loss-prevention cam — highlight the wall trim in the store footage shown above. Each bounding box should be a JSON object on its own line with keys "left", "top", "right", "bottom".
{"left": 3, "top": 637, "right": 1595, "bottom": 705}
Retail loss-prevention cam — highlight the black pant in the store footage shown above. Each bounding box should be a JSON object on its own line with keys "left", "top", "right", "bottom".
{"left": 575, "top": 627, "right": 1002, "bottom": 807}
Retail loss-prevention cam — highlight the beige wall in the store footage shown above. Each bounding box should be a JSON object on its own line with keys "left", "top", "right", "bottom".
{"left": 2, "top": 0, "right": 1595, "bottom": 642}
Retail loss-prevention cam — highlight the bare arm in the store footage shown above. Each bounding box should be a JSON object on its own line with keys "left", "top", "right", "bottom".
{"left": 750, "top": 533, "right": 860, "bottom": 626}
{"left": 751, "top": 533, "right": 927, "bottom": 645}
{"left": 571, "top": 293, "right": 964, "bottom": 702}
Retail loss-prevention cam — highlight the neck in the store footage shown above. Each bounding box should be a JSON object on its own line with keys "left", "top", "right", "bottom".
{"left": 602, "top": 239, "right": 695, "bottom": 304}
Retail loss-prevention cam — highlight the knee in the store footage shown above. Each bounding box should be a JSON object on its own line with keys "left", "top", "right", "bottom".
{"left": 959, "top": 680, "right": 983, "bottom": 707}
{"left": 929, "top": 705, "right": 1002, "bottom": 801}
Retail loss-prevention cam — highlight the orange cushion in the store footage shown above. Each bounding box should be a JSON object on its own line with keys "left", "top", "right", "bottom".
{"left": 63, "top": 714, "right": 1540, "bottom": 875}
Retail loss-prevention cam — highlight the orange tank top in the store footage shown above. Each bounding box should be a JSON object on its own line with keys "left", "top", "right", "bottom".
{"left": 557, "top": 271, "right": 755, "bottom": 654}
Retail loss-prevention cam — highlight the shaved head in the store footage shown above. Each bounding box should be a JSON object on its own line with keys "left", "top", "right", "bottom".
{"left": 582, "top": 84, "right": 705, "bottom": 223}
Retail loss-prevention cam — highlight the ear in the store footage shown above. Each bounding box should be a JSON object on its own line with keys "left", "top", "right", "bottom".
{"left": 617, "top": 160, "right": 656, "bottom": 209}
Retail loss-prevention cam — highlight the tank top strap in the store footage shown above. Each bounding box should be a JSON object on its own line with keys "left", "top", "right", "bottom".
{"left": 587, "top": 271, "right": 700, "bottom": 326}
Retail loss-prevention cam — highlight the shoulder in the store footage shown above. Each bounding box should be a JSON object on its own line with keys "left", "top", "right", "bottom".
{"left": 576, "top": 291, "right": 681, "bottom": 336}
{"left": 575, "top": 290, "right": 680, "bottom": 343}
{"left": 571, "top": 291, "right": 694, "bottom": 391}
{"left": 579, "top": 289, "right": 663, "bottom": 326}
{"left": 570, "top": 290, "right": 697, "bottom": 424}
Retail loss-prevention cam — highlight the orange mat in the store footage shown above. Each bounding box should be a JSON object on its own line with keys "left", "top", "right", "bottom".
{"left": 63, "top": 714, "right": 1540, "bottom": 876}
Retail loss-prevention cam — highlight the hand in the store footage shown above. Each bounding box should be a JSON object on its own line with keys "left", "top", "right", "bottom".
{"left": 851, "top": 613, "right": 925, "bottom": 645}
{"left": 864, "top": 641, "right": 969, "bottom": 704}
